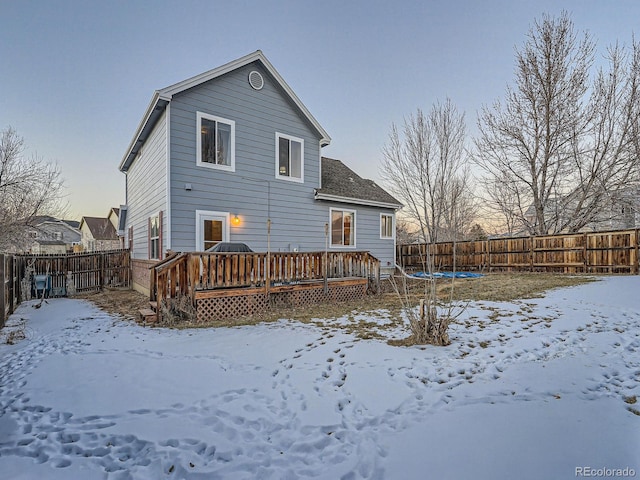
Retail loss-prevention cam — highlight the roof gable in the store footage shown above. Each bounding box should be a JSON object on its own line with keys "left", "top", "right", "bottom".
{"left": 79, "top": 216, "right": 118, "bottom": 240}
{"left": 120, "top": 50, "right": 330, "bottom": 172}
{"left": 316, "top": 157, "right": 402, "bottom": 209}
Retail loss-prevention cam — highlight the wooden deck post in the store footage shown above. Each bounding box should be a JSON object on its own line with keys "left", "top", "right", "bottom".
{"left": 266, "top": 219, "right": 271, "bottom": 297}
{"left": 324, "top": 223, "right": 329, "bottom": 294}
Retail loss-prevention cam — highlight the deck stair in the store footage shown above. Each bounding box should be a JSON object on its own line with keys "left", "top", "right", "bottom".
{"left": 138, "top": 301, "right": 158, "bottom": 325}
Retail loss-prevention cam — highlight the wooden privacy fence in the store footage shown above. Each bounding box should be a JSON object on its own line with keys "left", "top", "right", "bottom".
{"left": 0, "top": 250, "right": 131, "bottom": 327}
{"left": 1, "top": 254, "right": 19, "bottom": 328}
{"left": 397, "top": 229, "right": 640, "bottom": 274}
{"left": 152, "top": 250, "right": 380, "bottom": 307}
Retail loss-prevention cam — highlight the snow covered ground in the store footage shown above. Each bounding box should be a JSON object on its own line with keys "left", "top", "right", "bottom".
{"left": 0, "top": 276, "right": 638, "bottom": 480}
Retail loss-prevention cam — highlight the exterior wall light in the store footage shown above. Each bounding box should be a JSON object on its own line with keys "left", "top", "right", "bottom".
{"left": 232, "top": 215, "right": 241, "bottom": 226}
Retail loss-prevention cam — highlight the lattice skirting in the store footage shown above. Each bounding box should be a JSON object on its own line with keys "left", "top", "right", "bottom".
{"left": 196, "top": 280, "right": 367, "bottom": 323}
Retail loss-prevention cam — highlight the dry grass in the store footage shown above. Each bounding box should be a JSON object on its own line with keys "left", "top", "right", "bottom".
{"left": 74, "top": 273, "right": 597, "bottom": 329}
{"left": 433, "top": 272, "right": 597, "bottom": 302}
{"left": 75, "top": 288, "right": 148, "bottom": 321}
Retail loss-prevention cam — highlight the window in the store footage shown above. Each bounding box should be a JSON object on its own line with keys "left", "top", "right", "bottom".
{"left": 197, "top": 112, "right": 235, "bottom": 171}
{"left": 330, "top": 208, "right": 356, "bottom": 247}
{"left": 380, "top": 214, "right": 394, "bottom": 239}
{"left": 276, "top": 133, "right": 303, "bottom": 182}
{"left": 149, "top": 215, "right": 160, "bottom": 260}
{"left": 54, "top": 232, "right": 63, "bottom": 241}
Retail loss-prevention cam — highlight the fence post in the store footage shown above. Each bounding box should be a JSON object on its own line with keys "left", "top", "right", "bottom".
{"left": 529, "top": 236, "right": 534, "bottom": 272}
{"left": 583, "top": 233, "right": 588, "bottom": 273}
{"left": 100, "top": 252, "right": 105, "bottom": 290}
{"left": 0, "top": 254, "right": 6, "bottom": 328}
{"left": 8, "top": 255, "right": 14, "bottom": 316}
{"left": 633, "top": 228, "right": 640, "bottom": 275}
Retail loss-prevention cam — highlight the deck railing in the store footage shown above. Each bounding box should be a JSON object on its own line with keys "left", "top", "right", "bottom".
{"left": 152, "top": 250, "right": 380, "bottom": 310}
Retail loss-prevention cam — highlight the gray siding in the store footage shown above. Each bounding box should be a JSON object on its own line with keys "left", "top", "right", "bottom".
{"left": 125, "top": 60, "right": 396, "bottom": 268}
{"left": 126, "top": 109, "right": 167, "bottom": 259}
{"left": 169, "top": 62, "right": 328, "bottom": 252}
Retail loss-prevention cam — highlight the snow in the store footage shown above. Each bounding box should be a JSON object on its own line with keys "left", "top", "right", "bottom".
{"left": 0, "top": 276, "right": 639, "bottom": 479}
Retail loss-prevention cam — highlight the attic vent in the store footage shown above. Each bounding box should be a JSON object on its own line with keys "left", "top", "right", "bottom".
{"left": 248, "top": 71, "right": 264, "bottom": 90}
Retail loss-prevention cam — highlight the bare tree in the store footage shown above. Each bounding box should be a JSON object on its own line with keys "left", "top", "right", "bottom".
{"left": 475, "top": 12, "right": 640, "bottom": 234}
{"left": 382, "top": 100, "right": 473, "bottom": 347}
{"left": 395, "top": 217, "right": 420, "bottom": 245}
{"left": 381, "top": 99, "right": 475, "bottom": 243}
{"left": 559, "top": 39, "right": 640, "bottom": 232}
{"left": 0, "top": 126, "right": 65, "bottom": 251}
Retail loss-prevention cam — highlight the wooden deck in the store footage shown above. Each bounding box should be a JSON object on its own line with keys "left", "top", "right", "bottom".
{"left": 150, "top": 251, "right": 380, "bottom": 323}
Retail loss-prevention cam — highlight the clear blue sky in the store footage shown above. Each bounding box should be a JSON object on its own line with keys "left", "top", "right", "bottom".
{"left": 2, "top": 0, "right": 638, "bottom": 220}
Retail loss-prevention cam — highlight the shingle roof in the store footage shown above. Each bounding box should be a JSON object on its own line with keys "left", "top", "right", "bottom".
{"left": 81, "top": 217, "right": 118, "bottom": 240}
{"left": 315, "top": 157, "right": 402, "bottom": 209}
{"left": 62, "top": 220, "right": 80, "bottom": 229}
{"left": 35, "top": 240, "right": 66, "bottom": 246}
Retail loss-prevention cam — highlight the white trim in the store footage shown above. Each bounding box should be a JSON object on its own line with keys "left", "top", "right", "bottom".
{"left": 248, "top": 70, "right": 264, "bottom": 90}
{"left": 318, "top": 149, "right": 322, "bottom": 189}
{"left": 329, "top": 207, "right": 357, "bottom": 249}
{"left": 315, "top": 191, "right": 402, "bottom": 210}
{"left": 275, "top": 132, "right": 304, "bottom": 183}
{"left": 196, "top": 112, "right": 236, "bottom": 172}
{"left": 195, "top": 210, "right": 230, "bottom": 251}
{"left": 149, "top": 213, "right": 161, "bottom": 260}
{"left": 165, "top": 103, "right": 172, "bottom": 250}
{"left": 380, "top": 212, "right": 395, "bottom": 240}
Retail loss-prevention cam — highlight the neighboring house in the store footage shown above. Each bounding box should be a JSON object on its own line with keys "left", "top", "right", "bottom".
{"left": 118, "top": 51, "right": 402, "bottom": 273}
{"left": 28, "top": 217, "right": 82, "bottom": 254}
{"left": 79, "top": 214, "right": 120, "bottom": 252}
{"left": 106, "top": 207, "right": 125, "bottom": 248}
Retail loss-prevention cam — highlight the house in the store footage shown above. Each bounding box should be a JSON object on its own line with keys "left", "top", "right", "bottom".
{"left": 79, "top": 213, "right": 120, "bottom": 252}
{"left": 28, "top": 217, "right": 81, "bottom": 254}
{"left": 118, "top": 51, "right": 402, "bottom": 291}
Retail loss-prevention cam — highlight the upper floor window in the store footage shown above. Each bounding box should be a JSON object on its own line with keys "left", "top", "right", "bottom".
{"left": 54, "top": 231, "right": 63, "bottom": 241}
{"left": 276, "top": 133, "right": 304, "bottom": 182}
{"left": 330, "top": 208, "right": 356, "bottom": 247}
{"left": 197, "top": 112, "right": 235, "bottom": 172}
{"left": 380, "top": 213, "right": 394, "bottom": 239}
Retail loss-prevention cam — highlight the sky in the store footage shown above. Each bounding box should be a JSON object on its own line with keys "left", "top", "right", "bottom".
{"left": 2, "top": 0, "right": 639, "bottom": 220}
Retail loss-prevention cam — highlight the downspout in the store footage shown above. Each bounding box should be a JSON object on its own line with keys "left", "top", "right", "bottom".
{"left": 165, "top": 104, "right": 172, "bottom": 253}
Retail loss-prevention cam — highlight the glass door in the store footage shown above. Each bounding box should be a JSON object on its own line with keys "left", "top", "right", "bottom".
{"left": 196, "top": 211, "right": 229, "bottom": 251}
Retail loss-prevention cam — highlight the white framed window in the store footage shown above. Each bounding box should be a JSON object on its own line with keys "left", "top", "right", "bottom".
{"left": 380, "top": 213, "right": 394, "bottom": 239}
{"left": 149, "top": 214, "right": 160, "bottom": 260}
{"left": 330, "top": 208, "right": 356, "bottom": 248}
{"left": 276, "top": 133, "right": 304, "bottom": 182}
{"left": 196, "top": 210, "right": 230, "bottom": 251}
{"left": 54, "top": 231, "right": 63, "bottom": 241}
{"left": 197, "top": 112, "right": 235, "bottom": 171}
